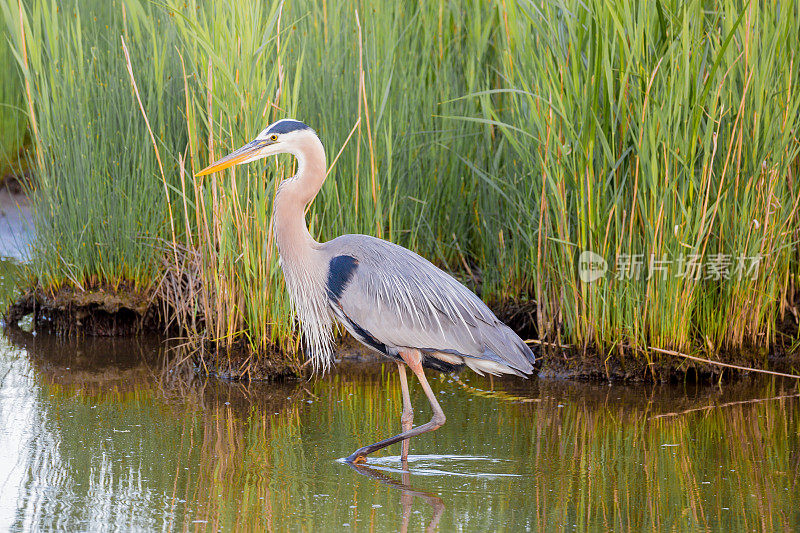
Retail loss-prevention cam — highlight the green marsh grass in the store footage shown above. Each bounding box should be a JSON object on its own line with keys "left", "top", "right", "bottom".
{"left": 5, "top": 0, "right": 799, "bottom": 371}
{"left": 0, "top": 3, "right": 26, "bottom": 167}
{"left": 2, "top": 0, "right": 186, "bottom": 291}
{"left": 473, "top": 0, "right": 800, "bottom": 357}
{"left": 159, "top": 0, "right": 297, "bottom": 358}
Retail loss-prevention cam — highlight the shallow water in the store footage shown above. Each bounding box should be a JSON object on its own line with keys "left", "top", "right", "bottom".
{"left": 0, "top": 258, "right": 798, "bottom": 532}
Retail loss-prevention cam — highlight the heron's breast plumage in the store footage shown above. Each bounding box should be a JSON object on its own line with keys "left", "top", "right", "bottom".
{"left": 275, "top": 232, "right": 335, "bottom": 372}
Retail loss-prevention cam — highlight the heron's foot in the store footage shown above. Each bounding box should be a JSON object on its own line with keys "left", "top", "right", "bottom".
{"left": 345, "top": 448, "right": 369, "bottom": 464}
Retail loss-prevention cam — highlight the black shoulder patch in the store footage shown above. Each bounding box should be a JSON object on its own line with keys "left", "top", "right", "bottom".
{"left": 267, "top": 120, "right": 312, "bottom": 135}
{"left": 327, "top": 255, "right": 359, "bottom": 301}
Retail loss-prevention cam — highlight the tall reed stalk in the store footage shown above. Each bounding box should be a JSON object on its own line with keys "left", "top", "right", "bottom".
{"left": 162, "top": 0, "right": 299, "bottom": 360}
{"left": 0, "top": 1, "right": 28, "bottom": 172}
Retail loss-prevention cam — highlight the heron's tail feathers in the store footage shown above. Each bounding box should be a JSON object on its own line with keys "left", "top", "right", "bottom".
{"left": 477, "top": 322, "right": 536, "bottom": 376}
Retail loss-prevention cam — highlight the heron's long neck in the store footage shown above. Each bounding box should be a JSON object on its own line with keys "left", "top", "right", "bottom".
{"left": 272, "top": 135, "right": 327, "bottom": 262}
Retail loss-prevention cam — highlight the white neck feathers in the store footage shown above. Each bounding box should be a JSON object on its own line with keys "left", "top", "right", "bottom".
{"left": 272, "top": 133, "right": 327, "bottom": 254}
{"left": 271, "top": 131, "right": 334, "bottom": 372}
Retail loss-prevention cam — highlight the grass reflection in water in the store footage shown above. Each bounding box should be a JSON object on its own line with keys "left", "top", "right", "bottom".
{"left": 2, "top": 330, "right": 798, "bottom": 531}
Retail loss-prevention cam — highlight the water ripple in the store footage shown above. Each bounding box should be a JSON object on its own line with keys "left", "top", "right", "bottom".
{"left": 337, "top": 454, "right": 523, "bottom": 478}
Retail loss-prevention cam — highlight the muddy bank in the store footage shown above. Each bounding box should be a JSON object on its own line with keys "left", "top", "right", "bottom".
{"left": 5, "top": 285, "right": 158, "bottom": 336}
{"left": 191, "top": 340, "right": 297, "bottom": 381}
{"left": 493, "top": 300, "right": 800, "bottom": 382}
{"left": 534, "top": 344, "right": 800, "bottom": 382}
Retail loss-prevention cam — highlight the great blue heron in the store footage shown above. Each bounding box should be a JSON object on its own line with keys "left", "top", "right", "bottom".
{"left": 197, "top": 119, "right": 535, "bottom": 464}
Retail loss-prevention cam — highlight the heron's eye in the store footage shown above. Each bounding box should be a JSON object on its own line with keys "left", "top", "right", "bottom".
{"left": 270, "top": 134, "right": 278, "bottom": 141}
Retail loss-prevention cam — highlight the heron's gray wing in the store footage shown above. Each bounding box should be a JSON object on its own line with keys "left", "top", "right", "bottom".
{"left": 322, "top": 235, "right": 535, "bottom": 375}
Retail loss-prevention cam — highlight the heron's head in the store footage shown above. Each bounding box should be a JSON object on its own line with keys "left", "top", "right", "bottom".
{"left": 196, "top": 119, "right": 315, "bottom": 177}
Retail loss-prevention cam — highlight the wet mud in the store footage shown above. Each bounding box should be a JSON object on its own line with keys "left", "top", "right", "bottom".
{"left": 5, "top": 285, "right": 157, "bottom": 336}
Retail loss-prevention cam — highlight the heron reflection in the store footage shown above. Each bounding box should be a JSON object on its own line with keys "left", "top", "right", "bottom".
{"left": 347, "top": 462, "right": 444, "bottom": 533}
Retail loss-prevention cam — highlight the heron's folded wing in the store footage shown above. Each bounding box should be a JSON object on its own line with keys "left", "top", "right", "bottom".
{"left": 326, "top": 235, "right": 535, "bottom": 374}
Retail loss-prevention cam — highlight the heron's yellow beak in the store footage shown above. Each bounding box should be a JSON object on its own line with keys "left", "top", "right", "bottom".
{"left": 195, "top": 138, "right": 275, "bottom": 177}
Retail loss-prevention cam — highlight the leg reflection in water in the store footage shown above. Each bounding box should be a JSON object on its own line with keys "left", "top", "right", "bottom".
{"left": 347, "top": 463, "right": 444, "bottom": 533}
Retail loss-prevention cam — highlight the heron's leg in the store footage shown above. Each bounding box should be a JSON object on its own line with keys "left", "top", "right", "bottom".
{"left": 346, "top": 349, "right": 445, "bottom": 464}
{"left": 397, "top": 363, "right": 414, "bottom": 464}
